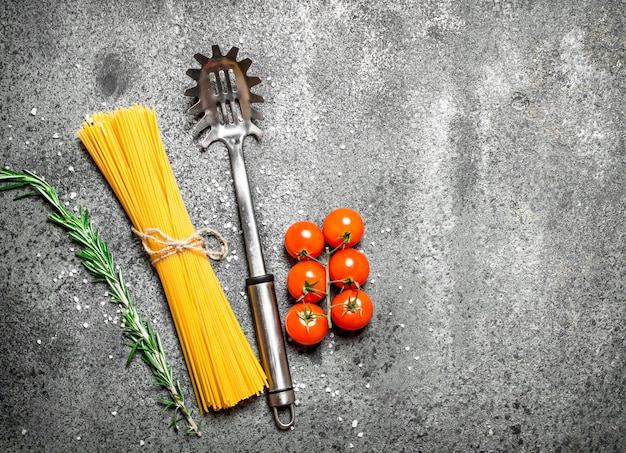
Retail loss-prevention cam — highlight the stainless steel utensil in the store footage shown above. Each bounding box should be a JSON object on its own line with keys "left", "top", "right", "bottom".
{"left": 185, "top": 45, "right": 295, "bottom": 429}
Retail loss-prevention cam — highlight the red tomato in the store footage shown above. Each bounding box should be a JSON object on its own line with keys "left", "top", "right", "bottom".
{"left": 287, "top": 261, "right": 326, "bottom": 303}
{"left": 328, "top": 248, "right": 370, "bottom": 289}
{"left": 322, "top": 208, "right": 364, "bottom": 248}
{"left": 284, "top": 221, "right": 325, "bottom": 260}
{"left": 284, "top": 303, "right": 329, "bottom": 346}
{"left": 330, "top": 289, "right": 373, "bottom": 331}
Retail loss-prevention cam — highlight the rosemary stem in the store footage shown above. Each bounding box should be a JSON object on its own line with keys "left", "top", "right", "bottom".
{"left": 0, "top": 169, "right": 201, "bottom": 437}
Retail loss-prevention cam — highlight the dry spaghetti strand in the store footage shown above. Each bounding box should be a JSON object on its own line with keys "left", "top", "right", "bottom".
{"left": 78, "top": 105, "right": 267, "bottom": 412}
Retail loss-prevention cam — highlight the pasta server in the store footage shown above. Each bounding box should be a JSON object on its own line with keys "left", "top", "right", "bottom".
{"left": 185, "top": 45, "right": 296, "bottom": 429}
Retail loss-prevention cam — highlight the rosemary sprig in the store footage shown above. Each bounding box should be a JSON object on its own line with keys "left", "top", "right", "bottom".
{"left": 0, "top": 169, "right": 201, "bottom": 437}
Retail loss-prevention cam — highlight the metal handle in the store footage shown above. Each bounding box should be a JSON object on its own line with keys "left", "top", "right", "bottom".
{"left": 226, "top": 138, "right": 295, "bottom": 429}
{"left": 247, "top": 274, "right": 296, "bottom": 429}
{"left": 226, "top": 136, "right": 267, "bottom": 276}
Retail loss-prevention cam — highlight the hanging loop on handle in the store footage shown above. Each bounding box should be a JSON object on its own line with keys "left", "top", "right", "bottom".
{"left": 272, "top": 404, "right": 296, "bottom": 430}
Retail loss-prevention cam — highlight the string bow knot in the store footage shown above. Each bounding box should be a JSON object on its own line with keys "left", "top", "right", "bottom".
{"left": 132, "top": 227, "right": 228, "bottom": 264}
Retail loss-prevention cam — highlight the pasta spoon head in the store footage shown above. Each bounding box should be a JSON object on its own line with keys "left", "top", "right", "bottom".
{"left": 184, "top": 45, "right": 264, "bottom": 149}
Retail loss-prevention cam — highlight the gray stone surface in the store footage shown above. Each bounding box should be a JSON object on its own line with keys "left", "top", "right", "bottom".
{"left": 1, "top": 0, "right": 625, "bottom": 451}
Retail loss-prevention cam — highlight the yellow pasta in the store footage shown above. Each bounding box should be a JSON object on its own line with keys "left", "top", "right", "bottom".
{"left": 78, "top": 104, "right": 267, "bottom": 413}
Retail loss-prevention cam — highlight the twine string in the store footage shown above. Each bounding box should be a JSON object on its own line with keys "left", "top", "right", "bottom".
{"left": 132, "top": 227, "right": 228, "bottom": 264}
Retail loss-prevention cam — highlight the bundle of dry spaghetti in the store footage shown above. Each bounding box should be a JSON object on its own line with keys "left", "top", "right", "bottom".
{"left": 78, "top": 104, "right": 267, "bottom": 413}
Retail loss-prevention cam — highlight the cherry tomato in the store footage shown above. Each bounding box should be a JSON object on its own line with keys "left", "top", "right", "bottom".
{"left": 284, "top": 221, "right": 325, "bottom": 260}
{"left": 287, "top": 261, "right": 326, "bottom": 303}
{"left": 330, "top": 289, "right": 374, "bottom": 331}
{"left": 322, "top": 208, "right": 364, "bottom": 248}
{"left": 328, "top": 248, "right": 370, "bottom": 289}
{"left": 284, "top": 302, "right": 329, "bottom": 346}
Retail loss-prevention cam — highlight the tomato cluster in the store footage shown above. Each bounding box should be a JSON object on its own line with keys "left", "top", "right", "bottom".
{"left": 283, "top": 208, "right": 374, "bottom": 346}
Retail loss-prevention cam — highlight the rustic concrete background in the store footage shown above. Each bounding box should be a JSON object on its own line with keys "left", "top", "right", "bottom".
{"left": 1, "top": 0, "right": 625, "bottom": 451}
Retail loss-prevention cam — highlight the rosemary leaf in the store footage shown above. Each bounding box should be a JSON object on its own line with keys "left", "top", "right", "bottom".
{"left": 126, "top": 341, "right": 141, "bottom": 366}
{"left": 159, "top": 398, "right": 177, "bottom": 409}
{"left": 0, "top": 181, "right": 30, "bottom": 191}
{"left": 0, "top": 169, "right": 201, "bottom": 437}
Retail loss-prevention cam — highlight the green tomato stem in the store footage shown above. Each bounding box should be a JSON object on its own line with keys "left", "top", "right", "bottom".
{"left": 324, "top": 247, "right": 333, "bottom": 328}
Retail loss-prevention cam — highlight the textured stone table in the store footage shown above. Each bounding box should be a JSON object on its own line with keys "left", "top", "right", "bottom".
{"left": 1, "top": 1, "right": 624, "bottom": 451}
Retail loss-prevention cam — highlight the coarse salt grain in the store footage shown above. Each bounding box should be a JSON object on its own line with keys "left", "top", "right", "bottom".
{"left": 352, "top": 420, "right": 358, "bottom": 428}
